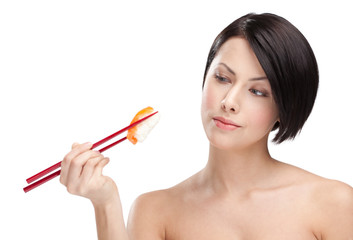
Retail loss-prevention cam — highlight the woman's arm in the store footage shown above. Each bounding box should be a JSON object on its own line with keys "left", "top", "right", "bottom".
{"left": 93, "top": 193, "right": 128, "bottom": 240}
{"left": 60, "top": 142, "right": 129, "bottom": 240}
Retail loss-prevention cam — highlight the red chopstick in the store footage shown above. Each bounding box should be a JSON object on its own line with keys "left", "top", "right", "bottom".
{"left": 23, "top": 111, "right": 158, "bottom": 193}
{"left": 23, "top": 169, "right": 62, "bottom": 193}
{"left": 22, "top": 137, "right": 128, "bottom": 193}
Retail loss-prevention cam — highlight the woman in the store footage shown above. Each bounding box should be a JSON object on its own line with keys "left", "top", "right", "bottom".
{"left": 59, "top": 13, "right": 353, "bottom": 239}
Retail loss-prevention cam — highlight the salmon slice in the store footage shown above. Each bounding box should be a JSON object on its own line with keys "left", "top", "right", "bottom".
{"left": 127, "top": 107, "right": 155, "bottom": 144}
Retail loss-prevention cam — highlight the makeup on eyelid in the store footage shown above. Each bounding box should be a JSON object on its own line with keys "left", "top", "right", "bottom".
{"left": 214, "top": 73, "right": 270, "bottom": 97}
{"left": 216, "top": 63, "right": 269, "bottom": 82}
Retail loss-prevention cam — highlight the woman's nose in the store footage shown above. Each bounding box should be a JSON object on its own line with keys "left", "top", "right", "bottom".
{"left": 221, "top": 87, "right": 240, "bottom": 113}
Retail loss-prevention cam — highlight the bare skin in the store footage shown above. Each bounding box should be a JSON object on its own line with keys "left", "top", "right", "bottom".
{"left": 60, "top": 37, "right": 353, "bottom": 239}
{"left": 128, "top": 159, "right": 353, "bottom": 240}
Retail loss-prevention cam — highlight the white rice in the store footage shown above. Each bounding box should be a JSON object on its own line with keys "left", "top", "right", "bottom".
{"left": 134, "top": 112, "right": 160, "bottom": 143}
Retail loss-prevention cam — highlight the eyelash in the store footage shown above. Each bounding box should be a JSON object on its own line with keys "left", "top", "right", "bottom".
{"left": 215, "top": 74, "right": 230, "bottom": 83}
{"left": 215, "top": 74, "right": 267, "bottom": 97}
{"left": 249, "top": 89, "right": 267, "bottom": 97}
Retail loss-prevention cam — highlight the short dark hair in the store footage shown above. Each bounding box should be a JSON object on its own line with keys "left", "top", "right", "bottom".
{"left": 202, "top": 13, "right": 319, "bottom": 144}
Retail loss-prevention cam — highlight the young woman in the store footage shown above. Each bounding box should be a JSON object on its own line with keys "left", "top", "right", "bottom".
{"left": 59, "top": 13, "right": 353, "bottom": 239}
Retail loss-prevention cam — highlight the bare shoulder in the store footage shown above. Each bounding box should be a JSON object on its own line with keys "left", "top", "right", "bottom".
{"left": 277, "top": 162, "right": 353, "bottom": 238}
{"left": 298, "top": 171, "right": 353, "bottom": 238}
{"left": 127, "top": 179, "right": 192, "bottom": 240}
{"left": 311, "top": 177, "right": 353, "bottom": 214}
{"left": 131, "top": 188, "right": 174, "bottom": 210}
{"left": 281, "top": 162, "right": 353, "bottom": 207}
{"left": 127, "top": 189, "right": 174, "bottom": 240}
{"left": 311, "top": 177, "right": 353, "bottom": 202}
{"left": 129, "top": 175, "right": 193, "bottom": 210}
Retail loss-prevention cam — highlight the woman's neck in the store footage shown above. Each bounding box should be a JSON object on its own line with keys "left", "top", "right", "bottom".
{"left": 202, "top": 141, "right": 278, "bottom": 196}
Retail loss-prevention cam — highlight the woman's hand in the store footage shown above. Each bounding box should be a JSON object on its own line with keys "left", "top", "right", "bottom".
{"left": 60, "top": 142, "right": 118, "bottom": 206}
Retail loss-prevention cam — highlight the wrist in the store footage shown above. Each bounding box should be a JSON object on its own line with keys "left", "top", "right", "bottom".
{"left": 90, "top": 178, "right": 120, "bottom": 207}
{"left": 92, "top": 190, "right": 128, "bottom": 240}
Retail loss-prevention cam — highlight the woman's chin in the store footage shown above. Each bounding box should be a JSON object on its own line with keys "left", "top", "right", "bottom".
{"left": 207, "top": 134, "right": 246, "bottom": 151}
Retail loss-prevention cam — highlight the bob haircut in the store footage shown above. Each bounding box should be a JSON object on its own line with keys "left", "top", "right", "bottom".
{"left": 202, "top": 13, "right": 319, "bottom": 144}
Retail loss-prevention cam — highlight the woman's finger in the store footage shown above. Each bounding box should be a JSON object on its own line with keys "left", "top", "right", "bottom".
{"left": 80, "top": 155, "right": 105, "bottom": 183}
{"left": 64, "top": 142, "right": 93, "bottom": 163}
{"left": 93, "top": 157, "right": 110, "bottom": 177}
{"left": 71, "top": 142, "right": 79, "bottom": 149}
{"left": 60, "top": 142, "right": 93, "bottom": 185}
{"left": 66, "top": 150, "right": 101, "bottom": 185}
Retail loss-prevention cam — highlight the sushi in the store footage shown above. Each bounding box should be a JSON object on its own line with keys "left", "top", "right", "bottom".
{"left": 127, "top": 106, "right": 160, "bottom": 144}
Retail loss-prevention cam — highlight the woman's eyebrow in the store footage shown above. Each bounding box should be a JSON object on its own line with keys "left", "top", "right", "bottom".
{"left": 218, "top": 63, "right": 235, "bottom": 75}
{"left": 218, "top": 63, "right": 267, "bottom": 81}
{"left": 249, "top": 76, "right": 268, "bottom": 81}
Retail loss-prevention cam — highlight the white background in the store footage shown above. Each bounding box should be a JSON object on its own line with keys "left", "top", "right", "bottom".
{"left": 1, "top": 0, "right": 352, "bottom": 239}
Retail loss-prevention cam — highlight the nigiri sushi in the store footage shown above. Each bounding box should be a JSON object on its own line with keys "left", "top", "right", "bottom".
{"left": 127, "top": 106, "right": 160, "bottom": 144}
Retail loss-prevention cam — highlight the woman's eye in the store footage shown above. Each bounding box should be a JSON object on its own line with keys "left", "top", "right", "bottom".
{"left": 215, "top": 74, "right": 230, "bottom": 83}
{"left": 250, "top": 89, "right": 267, "bottom": 97}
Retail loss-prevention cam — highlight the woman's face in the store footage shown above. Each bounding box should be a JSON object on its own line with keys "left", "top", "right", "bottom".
{"left": 201, "top": 37, "right": 279, "bottom": 150}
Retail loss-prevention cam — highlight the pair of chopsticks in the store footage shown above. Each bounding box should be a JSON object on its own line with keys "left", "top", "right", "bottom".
{"left": 23, "top": 111, "right": 158, "bottom": 193}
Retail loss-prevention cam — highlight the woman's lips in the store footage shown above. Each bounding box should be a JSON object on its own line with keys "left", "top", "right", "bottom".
{"left": 213, "top": 116, "right": 241, "bottom": 131}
